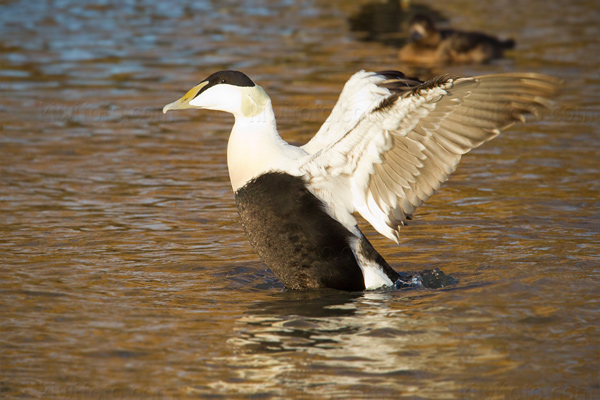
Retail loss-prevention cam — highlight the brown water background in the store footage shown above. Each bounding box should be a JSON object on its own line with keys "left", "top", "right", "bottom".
{"left": 1, "top": 0, "right": 599, "bottom": 399}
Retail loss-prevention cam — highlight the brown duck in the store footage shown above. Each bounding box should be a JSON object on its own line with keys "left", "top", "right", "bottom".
{"left": 399, "top": 14, "right": 515, "bottom": 66}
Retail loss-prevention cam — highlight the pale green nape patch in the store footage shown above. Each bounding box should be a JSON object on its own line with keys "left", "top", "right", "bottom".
{"left": 241, "top": 85, "right": 271, "bottom": 118}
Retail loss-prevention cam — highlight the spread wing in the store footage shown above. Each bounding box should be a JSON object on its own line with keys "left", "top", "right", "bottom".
{"left": 300, "top": 72, "right": 559, "bottom": 242}
{"left": 301, "top": 70, "right": 422, "bottom": 154}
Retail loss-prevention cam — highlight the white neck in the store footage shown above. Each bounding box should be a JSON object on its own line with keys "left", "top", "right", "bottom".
{"left": 227, "top": 102, "right": 292, "bottom": 192}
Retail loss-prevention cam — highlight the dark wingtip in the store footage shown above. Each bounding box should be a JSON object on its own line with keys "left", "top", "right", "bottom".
{"left": 372, "top": 71, "right": 427, "bottom": 112}
{"left": 376, "top": 70, "right": 410, "bottom": 80}
{"left": 376, "top": 70, "right": 423, "bottom": 93}
{"left": 408, "top": 74, "right": 457, "bottom": 95}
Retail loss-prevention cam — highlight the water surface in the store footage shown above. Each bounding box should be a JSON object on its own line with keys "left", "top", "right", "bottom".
{"left": 1, "top": 0, "right": 599, "bottom": 398}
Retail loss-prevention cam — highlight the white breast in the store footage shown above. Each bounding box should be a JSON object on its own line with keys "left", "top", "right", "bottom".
{"left": 227, "top": 107, "right": 306, "bottom": 192}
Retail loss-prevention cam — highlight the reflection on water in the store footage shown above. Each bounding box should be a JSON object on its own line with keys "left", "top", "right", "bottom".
{"left": 1, "top": 0, "right": 599, "bottom": 398}
{"left": 219, "top": 291, "right": 447, "bottom": 398}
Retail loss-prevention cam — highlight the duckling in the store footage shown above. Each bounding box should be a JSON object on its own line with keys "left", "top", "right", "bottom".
{"left": 399, "top": 14, "right": 515, "bottom": 66}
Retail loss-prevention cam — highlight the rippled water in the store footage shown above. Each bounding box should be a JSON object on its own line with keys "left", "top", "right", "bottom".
{"left": 1, "top": 0, "right": 599, "bottom": 399}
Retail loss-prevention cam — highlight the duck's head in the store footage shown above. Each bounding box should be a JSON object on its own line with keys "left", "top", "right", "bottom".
{"left": 163, "top": 70, "right": 270, "bottom": 118}
{"left": 407, "top": 14, "right": 438, "bottom": 44}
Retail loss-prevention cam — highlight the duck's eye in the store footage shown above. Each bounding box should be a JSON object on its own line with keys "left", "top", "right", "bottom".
{"left": 220, "top": 79, "right": 226, "bottom": 83}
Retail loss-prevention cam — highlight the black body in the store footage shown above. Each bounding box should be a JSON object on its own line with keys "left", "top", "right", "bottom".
{"left": 234, "top": 172, "right": 399, "bottom": 291}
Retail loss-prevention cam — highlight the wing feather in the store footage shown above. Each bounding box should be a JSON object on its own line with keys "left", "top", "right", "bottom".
{"left": 301, "top": 72, "right": 559, "bottom": 242}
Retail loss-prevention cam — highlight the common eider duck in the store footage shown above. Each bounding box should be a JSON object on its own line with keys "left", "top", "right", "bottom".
{"left": 163, "top": 70, "right": 557, "bottom": 291}
{"left": 399, "top": 14, "right": 516, "bottom": 65}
